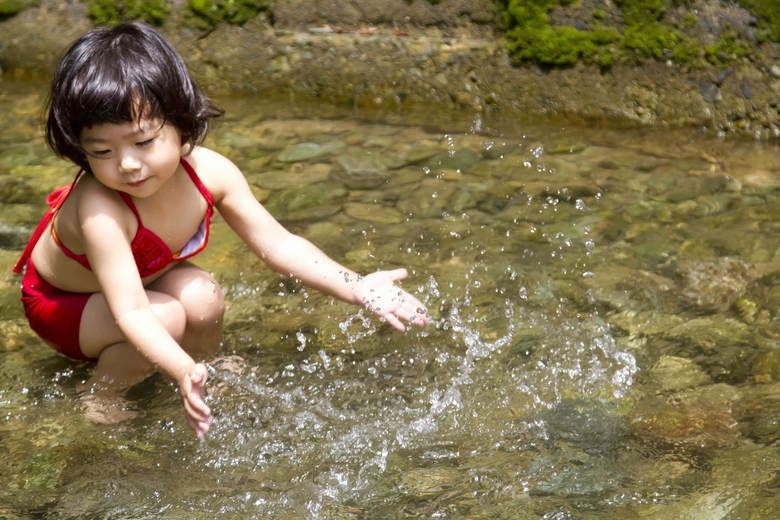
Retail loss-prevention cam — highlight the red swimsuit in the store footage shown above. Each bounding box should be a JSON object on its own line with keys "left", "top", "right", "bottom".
{"left": 15, "top": 158, "right": 213, "bottom": 362}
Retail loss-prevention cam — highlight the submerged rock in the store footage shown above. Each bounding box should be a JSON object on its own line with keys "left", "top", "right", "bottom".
{"left": 332, "top": 153, "right": 390, "bottom": 189}
{"left": 264, "top": 182, "right": 348, "bottom": 221}
{"left": 646, "top": 356, "right": 712, "bottom": 393}
{"left": 628, "top": 384, "right": 741, "bottom": 456}
{"left": 343, "top": 202, "right": 404, "bottom": 224}
{"left": 676, "top": 257, "right": 758, "bottom": 313}
{"left": 275, "top": 140, "right": 346, "bottom": 163}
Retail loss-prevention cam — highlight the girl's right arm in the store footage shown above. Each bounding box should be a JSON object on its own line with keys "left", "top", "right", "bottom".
{"left": 78, "top": 187, "right": 211, "bottom": 436}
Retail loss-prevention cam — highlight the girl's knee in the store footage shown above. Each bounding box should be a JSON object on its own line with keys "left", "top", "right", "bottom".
{"left": 180, "top": 274, "right": 225, "bottom": 327}
{"left": 149, "top": 296, "right": 187, "bottom": 342}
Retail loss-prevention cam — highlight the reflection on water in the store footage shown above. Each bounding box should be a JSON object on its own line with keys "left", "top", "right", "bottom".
{"left": 2, "top": 81, "right": 780, "bottom": 518}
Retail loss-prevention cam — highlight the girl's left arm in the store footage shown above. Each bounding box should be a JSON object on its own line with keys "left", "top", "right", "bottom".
{"left": 199, "top": 149, "right": 429, "bottom": 330}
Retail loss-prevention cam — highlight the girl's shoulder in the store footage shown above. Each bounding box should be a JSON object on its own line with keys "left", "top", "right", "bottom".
{"left": 183, "top": 146, "right": 244, "bottom": 200}
{"left": 68, "top": 172, "right": 130, "bottom": 216}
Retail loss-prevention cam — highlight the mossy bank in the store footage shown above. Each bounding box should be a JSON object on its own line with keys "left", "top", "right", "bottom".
{"left": 2, "top": 0, "right": 780, "bottom": 137}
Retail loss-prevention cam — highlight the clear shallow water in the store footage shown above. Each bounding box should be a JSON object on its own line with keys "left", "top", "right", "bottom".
{"left": 2, "top": 82, "right": 780, "bottom": 518}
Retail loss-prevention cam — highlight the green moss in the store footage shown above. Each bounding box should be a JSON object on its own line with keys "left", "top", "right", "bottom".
{"left": 736, "top": 0, "right": 780, "bottom": 43}
{"left": 187, "top": 0, "right": 273, "bottom": 28}
{"left": 704, "top": 30, "right": 752, "bottom": 65}
{"left": 86, "top": 0, "right": 169, "bottom": 25}
{"left": 622, "top": 22, "right": 698, "bottom": 63}
{"left": 506, "top": 24, "right": 620, "bottom": 66}
{"left": 0, "top": 0, "right": 38, "bottom": 17}
{"left": 613, "top": 0, "right": 666, "bottom": 26}
{"left": 500, "top": 0, "right": 620, "bottom": 67}
{"left": 682, "top": 13, "right": 697, "bottom": 28}
{"left": 499, "top": 0, "right": 705, "bottom": 67}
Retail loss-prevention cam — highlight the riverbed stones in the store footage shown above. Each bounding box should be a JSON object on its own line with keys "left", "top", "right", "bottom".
{"left": 396, "top": 179, "right": 453, "bottom": 218}
{"left": 264, "top": 181, "right": 348, "bottom": 220}
{"left": 331, "top": 153, "right": 390, "bottom": 189}
{"left": 246, "top": 164, "right": 331, "bottom": 190}
{"left": 397, "top": 466, "right": 462, "bottom": 499}
{"left": 647, "top": 356, "right": 712, "bottom": 393}
{"left": 676, "top": 257, "right": 758, "bottom": 313}
{"left": 275, "top": 140, "right": 346, "bottom": 163}
{"left": 343, "top": 202, "right": 404, "bottom": 224}
{"left": 663, "top": 317, "right": 752, "bottom": 354}
{"left": 628, "top": 384, "right": 740, "bottom": 455}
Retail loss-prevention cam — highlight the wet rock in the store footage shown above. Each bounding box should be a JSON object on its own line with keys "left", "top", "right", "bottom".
{"left": 246, "top": 164, "right": 331, "bottom": 190}
{"left": 744, "top": 411, "right": 780, "bottom": 444}
{"left": 751, "top": 350, "right": 780, "bottom": 383}
{"left": 689, "top": 193, "right": 734, "bottom": 217}
{"left": 396, "top": 180, "right": 453, "bottom": 218}
{"left": 607, "top": 311, "right": 684, "bottom": 336}
{"left": 676, "top": 257, "right": 758, "bottom": 313}
{"left": 342, "top": 202, "right": 404, "bottom": 224}
{"left": 715, "top": 66, "right": 733, "bottom": 86}
{"left": 397, "top": 467, "right": 462, "bottom": 499}
{"left": 628, "top": 384, "right": 740, "bottom": 455}
{"left": 733, "top": 297, "right": 760, "bottom": 324}
{"left": 699, "top": 81, "right": 722, "bottom": 103}
{"left": 532, "top": 454, "right": 621, "bottom": 497}
{"left": 0, "top": 146, "right": 50, "bottom": 169}
{"left": 0, "top": 173, "right": 57, "bottom": 205}
{"left": 647, "top": 356, "right": 712, "bottom": 393}
{"left": 0, "top": 222, "right": 30, "bottom": 250}
{"left": 275, "top": 140, "right": 346, "bottom": 163}
{"left": 0, "top": 123, "right": 36, "bottom": 144}
{"left": 546, "top": 142, "right": 587, "bottom": 155}
{"left": 0, "top": 320, "right": 33, "bottom": 352}
{"left": 332, "top": 153, "right": 390, "bottom": 189}
{"left": 677, "top": 239, "right": 716, "bottom": 262}
{"left": 540, "top": 399, "right": 626, "bottom": 452}
{"left": 663, "top": 317, "right": 752, "bottom": 354}
{"left": 424, "top": 150, "right": 482, "bottom": 172}
{"left": 264, "top": 182, "right": 348, "bottom": 221}
{"left": 664, "top": 175, "right": 727, "bottom": 203}
{"left": 742, "top": 81, "right": 753, "bottom": 100}
{"left": 482, "top": 141, "right": 523, "bottom": 159}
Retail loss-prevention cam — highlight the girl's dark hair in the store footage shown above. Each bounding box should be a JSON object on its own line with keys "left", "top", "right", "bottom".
{"left": 45, "top": 21, "right": 223, "bottom": 172}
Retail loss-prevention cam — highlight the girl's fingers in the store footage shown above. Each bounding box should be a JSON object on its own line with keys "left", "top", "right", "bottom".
{"left": 184, "top": 393, "right": 210, "bottom": 422}
{"left": 386, "top": 268, "right": 408, "bottom": 282}
{"left": 383, "top": 312, "right": 406, "bottom": 331}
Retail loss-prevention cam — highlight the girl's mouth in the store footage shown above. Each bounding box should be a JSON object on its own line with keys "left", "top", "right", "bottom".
{"left": 127, "top": 178, "right": 148, "bottom": 188}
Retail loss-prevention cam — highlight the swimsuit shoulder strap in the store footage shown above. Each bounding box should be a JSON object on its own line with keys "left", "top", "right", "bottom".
{"left": 180, "top": 157, "right": 214, "bottom": 205}
{"left": 13, "top": 169, "right": 85, "bottom": 274}
{"left": 118, "top": 191, "right": 143, "bottom": 223}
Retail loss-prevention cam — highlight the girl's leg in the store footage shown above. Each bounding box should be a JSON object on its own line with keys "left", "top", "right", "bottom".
{"left": 78, "top": 261, "right": 224, "bottom": 390}
{"left": 145, "top": 261, "right": 225, "bottom": 360}
{"left": 79, "top": 290, "right": 187, "bottom": 390}
{"left": 76, "top": 289, "right": 188, "bottom": 423}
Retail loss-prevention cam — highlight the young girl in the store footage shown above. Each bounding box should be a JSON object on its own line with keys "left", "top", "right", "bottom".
{"left": 14, "top": 21, "right": 429, "bottom": 439}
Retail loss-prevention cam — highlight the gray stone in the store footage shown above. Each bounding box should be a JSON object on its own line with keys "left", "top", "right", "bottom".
{"left": 699, "top": 81, "right": 722, "bottom": 103}
{"left": 275, "top": 140, "right": 345, "bottom": 163}
{"left": 332, "top": 153, "right": 390, "bottom": 189}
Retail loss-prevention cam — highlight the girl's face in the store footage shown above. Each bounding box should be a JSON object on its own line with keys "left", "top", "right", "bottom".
{"left": 80, "top": 118, "right": 183, "bottom": 198}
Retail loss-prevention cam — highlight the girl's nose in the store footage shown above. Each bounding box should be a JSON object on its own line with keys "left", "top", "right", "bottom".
{"left": 119, "top": 152, "right": 141, "bottom": 172}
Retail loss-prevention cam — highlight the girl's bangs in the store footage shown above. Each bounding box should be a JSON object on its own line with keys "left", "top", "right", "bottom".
{"left": 72, "top": 68, "right": 163, "bottom": 129}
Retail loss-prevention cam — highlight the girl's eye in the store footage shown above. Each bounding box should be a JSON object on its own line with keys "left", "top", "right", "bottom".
{"left": 91, "top": 150, "right": 111, "bottom": 157}
{"left": 137, "top": 138, "right": 154, "bottom": 147}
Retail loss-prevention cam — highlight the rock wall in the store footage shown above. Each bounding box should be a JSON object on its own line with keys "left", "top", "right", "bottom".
{"left": 2, "top": 0, "right": 780, "bottom": 137}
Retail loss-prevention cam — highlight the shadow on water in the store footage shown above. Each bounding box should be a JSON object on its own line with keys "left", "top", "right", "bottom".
{"left": 2, "top": 81, "right": 780, "bottom": 518}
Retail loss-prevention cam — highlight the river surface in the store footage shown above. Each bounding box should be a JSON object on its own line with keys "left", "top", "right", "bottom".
{"left": 2, "top": 81, "right": 780, "bottom": 519}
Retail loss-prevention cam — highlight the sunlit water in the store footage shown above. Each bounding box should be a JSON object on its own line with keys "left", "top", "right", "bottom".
{"left": 2, "top": 81, "right": 780, "bottom": 518}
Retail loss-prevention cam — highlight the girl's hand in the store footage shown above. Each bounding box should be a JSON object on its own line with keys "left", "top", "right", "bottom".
{"left": 354, "top": 268, "right": 430, "bottom": 331}
{"left": 179, "top": 363, "right": 212, "bottom": 438}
